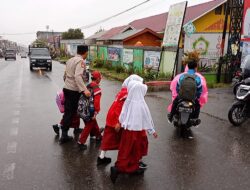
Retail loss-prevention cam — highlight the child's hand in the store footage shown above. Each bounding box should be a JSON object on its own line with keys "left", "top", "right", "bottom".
{"left": 114, "top": 123, "right": 121, "bottom": 132}
{"left": 92, "top": 113, "right": 97, "bottom": 120}
{"left": 153, "top": 132, "right": 158, "bottom": 138}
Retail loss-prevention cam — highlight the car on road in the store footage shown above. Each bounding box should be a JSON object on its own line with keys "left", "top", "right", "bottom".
{"left": 5, "top": 49, "right": 16, "bottom": 60}
{"left": 29, "top": 48, "right": 52, "bottom": 71}
{"left": 0, "top": 49, "right": 4, "bottom": 58}
{"left": 20, "top": 52, "right": 27, "bottom": 58}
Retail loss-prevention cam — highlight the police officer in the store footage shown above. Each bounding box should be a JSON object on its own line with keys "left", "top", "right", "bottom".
{"left": 60, "top": 45, "right": 91, "bottom": 143}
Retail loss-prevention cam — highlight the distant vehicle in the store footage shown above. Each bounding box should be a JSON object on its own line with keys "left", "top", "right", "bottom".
{"left": 0, "top": 49, "right": 4, "bottom": 58}
{"left": 29, "top": 48, "right": 52, "bottom": 71}
{"left": 5, "top": 49, "right": 16, "bottom": 61}
{"left": 20, "top": 52, "right": 27, "bottom": 58}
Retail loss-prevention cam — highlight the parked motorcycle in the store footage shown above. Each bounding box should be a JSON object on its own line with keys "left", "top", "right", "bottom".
{"left": 232, "top": 70, "right": 243, "bottom": 95}
{"left": 172, "top": 100, "right": 200, "bottom": 138}
{"left": 228, "top": 55, "right": 250, "bottom": 126}
{"left": 228, "top": 83, "right": 250, "bottom": 126}
{"left": 84, "top": 60, "right": 90, "bottom": 83}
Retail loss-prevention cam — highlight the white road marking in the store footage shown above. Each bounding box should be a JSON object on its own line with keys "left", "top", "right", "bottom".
{"left": 12, "top": 118, "right": 19, "bottom": 124}
{"left": 2, "top": 163, "right": 16, "bottom": 180}
{"left": 13, "top": 110, "right": 20, "bottom": 116}
{"left": 7, "top": 142, "right": 17, "bottom": 154}
{"left": 10, "top": 127, "right": 19, "bottom": 136}
{"left": 15, "top": 104, "right": 21, "bottom": 109}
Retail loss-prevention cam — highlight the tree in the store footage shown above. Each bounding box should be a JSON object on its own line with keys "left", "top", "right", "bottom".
{"left": 62, "top": 28, "right": 84, "bottom": 40}
{"left": 31, "top": 39, "right": 48, "bottom": 48}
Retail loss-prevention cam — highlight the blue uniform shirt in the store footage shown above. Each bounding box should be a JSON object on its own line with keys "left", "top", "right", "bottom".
{"left": 176, "top": 69, "right": 202, "bottom": 99}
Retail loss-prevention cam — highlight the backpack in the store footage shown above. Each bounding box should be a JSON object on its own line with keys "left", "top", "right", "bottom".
{"left": 56, "top": 90, "right": 65, "bottom": 113}
{"left": 179, "top": 74, "right": 197, "bottom": 101}
{"left": 77, "top": 84, "right": 96, "bottom": 122}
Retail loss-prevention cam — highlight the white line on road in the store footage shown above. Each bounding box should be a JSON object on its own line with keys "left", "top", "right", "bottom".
{"left": 14, "top": 103, "right": 21, "bottom": 109}
{"left": 12, "top": 118, "right": 19, "bottom": 124}
{"left": 7, "top": 142, "right": 17, "bottom": 154}
{"left": 10, "top": 127, "right": 19, "bottom": 136}
{"left": 2, "top": 163, "right": 16, "bottom": 180}
{"left": 13, "top": 110, "right": 20, "bottom": 116}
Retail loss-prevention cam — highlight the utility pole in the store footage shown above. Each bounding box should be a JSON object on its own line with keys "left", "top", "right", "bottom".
{"left": 217, "top": 0, "right": 230, "bottom": 83}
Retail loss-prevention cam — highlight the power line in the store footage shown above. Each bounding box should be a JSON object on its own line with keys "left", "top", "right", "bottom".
{"left": 0, "top": 0, "right": 151, "bottom": 36}
{"left": 79, "top": 0, "right": 151, "bottom": 29}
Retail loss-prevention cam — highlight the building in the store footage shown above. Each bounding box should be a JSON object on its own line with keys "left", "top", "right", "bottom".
{"left": 60, "top": 39, "right": 85, "bottom": 56}
{"left": 85, "top": 30, "right": 107, "bottom": 45}
{"left": 88, "top": 0, "right": 228, "bottom": 61}
{"left": 36, "top": 31, "right": 63, "bottom": 48}
{"left": 98, "top": 27, "right": 162, "bottom": 47}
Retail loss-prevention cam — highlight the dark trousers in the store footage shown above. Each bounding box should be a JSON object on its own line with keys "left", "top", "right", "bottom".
{"left": 170, "top": 97, "right": 200, "bottom": 119}
{"left": 62, "top": 88, "right": 81, "bottom": 132}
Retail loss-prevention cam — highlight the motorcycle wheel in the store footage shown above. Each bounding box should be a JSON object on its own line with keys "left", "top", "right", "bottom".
{"left": 228, "top": 104, "right": 246, "bottom": 126}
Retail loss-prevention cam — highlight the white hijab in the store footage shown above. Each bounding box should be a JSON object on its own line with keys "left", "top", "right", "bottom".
{"left": 122, "top": 74, "right": 143, "bottom": 88}
{"left": 119, "top": 81, "right": 155, "bottom": 132}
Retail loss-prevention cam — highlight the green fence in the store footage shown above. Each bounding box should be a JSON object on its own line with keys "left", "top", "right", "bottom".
{"left": 88, "top": 45, "right": 161, "bottom": 73}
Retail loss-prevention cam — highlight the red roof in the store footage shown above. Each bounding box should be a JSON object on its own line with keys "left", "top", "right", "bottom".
{"left": 96, "top": 0, "right": 226, "bottom": 41}
{"left": 97, "top": 25, "right": 128, "bottom": 40}
{"left": 130, "top": 0, "right": 226, "bottom": 32}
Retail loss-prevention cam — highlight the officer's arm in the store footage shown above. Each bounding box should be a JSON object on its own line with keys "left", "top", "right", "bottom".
{"left": 75, "top": 61, "right": 87, "bottom": 92}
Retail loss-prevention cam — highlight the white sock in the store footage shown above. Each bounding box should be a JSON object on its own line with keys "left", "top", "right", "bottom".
{"left": 99, "top": 151, "right": 106, "bottom": 159}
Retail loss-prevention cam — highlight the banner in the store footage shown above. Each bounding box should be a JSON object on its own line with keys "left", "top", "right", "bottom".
{"left": 144, "top": 51, "right": 161, "bottom": 70}
{"left": 108, "top": 47, "right": 121, "bottom": 61}
{"left": 123, "top": 49, "right": 133, "bottom": 64}
{"left": 162, "top": 1, "right": 187, "bottom": 47}
{"left": 243, "top": 0, "right": 250, "bottom": 37}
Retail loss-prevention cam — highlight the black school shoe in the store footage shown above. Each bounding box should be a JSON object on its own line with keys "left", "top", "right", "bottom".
{"left": 97, "top": 157, "right": 112, "bottom": 166}
{"left": 78, "top": 143, "right": 87, "bottom": 151}
{"left": 96, "top": 136, "right": 102, "bottom": 142}
{"left": 139, "top": 161, "right": 147, "bottom": 169}
{"left": 133, "top": 168, "right": 145, "bottom": 175}
{"left": 52, "top": 124, "right": 60, "bottom": 135}
{"left": 110, "top": 166, "right": 119, "bottom": 184}
{"left": 73, "top": 128, "right": 83, "bottom": 135}
{"left": 59, "top": 135, "right": 73, "bottom": 144}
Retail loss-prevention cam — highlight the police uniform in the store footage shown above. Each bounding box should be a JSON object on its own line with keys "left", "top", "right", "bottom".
{"left": 62, "top": 54, "right": 87, "bottom": 140}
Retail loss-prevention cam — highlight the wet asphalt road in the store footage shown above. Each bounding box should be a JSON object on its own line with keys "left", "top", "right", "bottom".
{"left": 0, "top": 56, "right": 250, "bottom": 190}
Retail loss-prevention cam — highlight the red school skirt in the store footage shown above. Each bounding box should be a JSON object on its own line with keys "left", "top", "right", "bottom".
{"left": 115, "top": 130, "right": 148, "bottom": 173}
{"left": 100, "top": 126, "right": 123, "bottom": 151}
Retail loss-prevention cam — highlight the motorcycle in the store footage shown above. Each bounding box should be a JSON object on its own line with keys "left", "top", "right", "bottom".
{"left": 84, "top": 60, "right": 90, "bottom": 83}
{"left": 232, "top": 70, "right": 243, "bottom": 95}
{"left": 228, "top": 82, "right": 250, "bottom": 126}
{"left": 173, "top": 100, "right": 200, "bottom": 138}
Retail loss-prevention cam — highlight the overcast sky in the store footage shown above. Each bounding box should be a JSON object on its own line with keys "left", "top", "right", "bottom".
{"left": 0, "top": 0, "right": 210, "bottom": 46}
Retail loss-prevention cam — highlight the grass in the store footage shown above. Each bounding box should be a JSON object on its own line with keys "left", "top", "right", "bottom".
{"left": 91, "top": 67, "right": 129, "bottom": 82}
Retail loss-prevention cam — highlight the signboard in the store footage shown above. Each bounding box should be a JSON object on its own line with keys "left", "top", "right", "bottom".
{"left": 123, "top": 49, "right": 133, "bottom": 64}
{"left": 108, "top": 47, "right": 121, "bottom": 61}
{"left": 184, "top": 33, "right": 229, "bottom": 59}
{"left": 243, "top": 0, "right": 250, "bottom": 37}
{"left": 183, "top": 21, "right": 196, "bottom": 37}
{"left": 144, "top": 51, "right": 161, "bottom": 70}
{"left": 162, "top": 1, "right": 187, "bottom": 47}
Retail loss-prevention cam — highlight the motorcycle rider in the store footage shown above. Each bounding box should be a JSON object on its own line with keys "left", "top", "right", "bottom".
{"left": 168, "top": 52, "right": 203, "bottom": 125}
